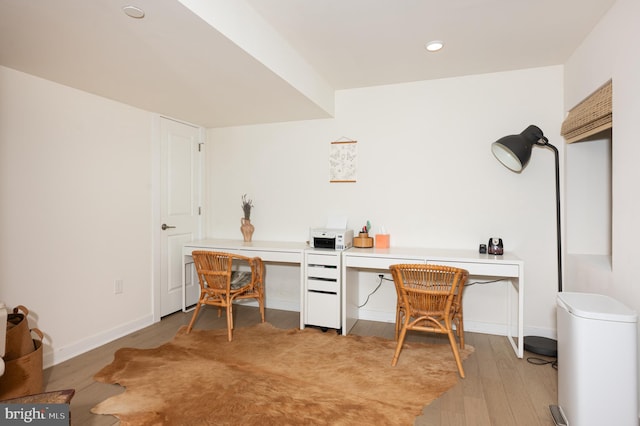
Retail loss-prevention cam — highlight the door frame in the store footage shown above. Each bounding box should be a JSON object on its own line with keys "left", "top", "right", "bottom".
{"left": 151, "top": 114, "right": 205, "bottom": 322}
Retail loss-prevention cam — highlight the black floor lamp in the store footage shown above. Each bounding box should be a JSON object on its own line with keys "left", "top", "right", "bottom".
{"left": 491, "top": 125, "right": 561, "bottom": 357}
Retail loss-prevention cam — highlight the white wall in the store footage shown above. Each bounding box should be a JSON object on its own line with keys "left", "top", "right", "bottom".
{"left": 207, "top": 66, "right": 565, "bottom": 338}
{"left": 564, "top": 0, "right": 640, "bottom": 319}
{"left": 0, "top": 66, "right": 155, "bottom": 367}
{"left": 564, "top": 0, "right": 640, "bottom": 410}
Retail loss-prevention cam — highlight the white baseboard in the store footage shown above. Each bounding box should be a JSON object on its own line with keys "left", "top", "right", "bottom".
{"left": 43, "top": 314, "right": 155, "bottom": 369}
{"left": 356, "top": 309, "right": 395, "bottom": 324}
{"left": 357, "top": 308, "right": 557, "bottom": 339}
{"left": 523, "top": 325, "right": 557, "bottom": 340}
{"left": 357, "top": 310, "right": 511, "bottom": 336}
{"left": 237, "top": 298, "right": 300, "bottom": 314}
{"left": 266, "top": 300, "right": 300, "bottom": 313}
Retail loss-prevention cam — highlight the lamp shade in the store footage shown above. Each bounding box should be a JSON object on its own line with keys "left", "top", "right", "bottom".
{"left": 491, "top": 125, "right": 545, "bottom": 172}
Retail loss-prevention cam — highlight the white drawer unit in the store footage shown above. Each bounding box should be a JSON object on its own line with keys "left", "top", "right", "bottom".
{"left": 303, "top": 250, "right": 342, "bottom": 331}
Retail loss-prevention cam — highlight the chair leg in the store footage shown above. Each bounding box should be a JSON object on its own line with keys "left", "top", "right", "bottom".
{"left": 226, "top": 304, "right": 233, "bottom": 342}
{"left": 447, "top": 330, "right": 465, "bottom": 378}
{"left": 391, "top": 326, "right": 408, "bottom": 366}
{"left": 457, "top": 315, "right": 465, "bottom": 348}
{"left": 395, "top": 305, "right": 404, "bottom": 341}
{"left": 258, "top": 296, "right": 265, "bottom": 322}
{"left": 186, "top": 303, "right": 203, "bottom": 334}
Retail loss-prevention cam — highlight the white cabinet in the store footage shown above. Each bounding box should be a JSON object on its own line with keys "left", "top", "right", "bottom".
{"left": 303, "top": 251, "right": 341, "bottom": 331}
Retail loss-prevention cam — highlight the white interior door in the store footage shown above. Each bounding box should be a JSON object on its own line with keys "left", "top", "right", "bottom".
{"left": 160, "top": 117, "right": 202, "bottom": 316}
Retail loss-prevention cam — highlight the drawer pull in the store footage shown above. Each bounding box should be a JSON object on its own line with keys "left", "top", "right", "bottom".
{"left": 308, "top": 289, "right": 337, "bottom": 295}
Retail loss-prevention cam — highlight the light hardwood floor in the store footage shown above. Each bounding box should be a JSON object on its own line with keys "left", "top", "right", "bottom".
{"left": 43, "top": 306, "right": 558, "bottom": 425}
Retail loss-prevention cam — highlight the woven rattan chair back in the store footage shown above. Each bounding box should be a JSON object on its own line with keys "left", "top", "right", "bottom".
{"left": 390, "top": 263, "right": 469, "bottom": 377}
{"left": 186, "top": 251, "right": 265, "bottom": 341}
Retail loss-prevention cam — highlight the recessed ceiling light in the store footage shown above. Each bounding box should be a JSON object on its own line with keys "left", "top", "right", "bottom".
{"left": 123, "top": 5, "right": 145, "bottom": 19}
{"left": 425, "top": 40, "right": 444, "bottom": 52}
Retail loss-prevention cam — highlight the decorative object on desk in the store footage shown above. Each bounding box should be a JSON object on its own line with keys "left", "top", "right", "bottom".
{"left": 329, "top": 139, "right": 357, "bottom": 183}
{"left": 354, "top": 221, "right": 373, "bottom": 247}
{"left": 241, "top": 194, "right": 253, "bottom": 219}
{"left": 240, "top": 218, "right": 254, "bottom": 242}
{"left": 240, "top": 194, "right": 254, "bottom": 242}
{"left": 492, "top": 124, "right": 561, "bottom": 357}
{"left": 353, "top": 232, "right": 373, "bottom": 248}
{"left": 374, "top": 225, "right": 390, "bottom": 248}
{"left": 92, "top": 322, "right": 473, "bottom": 425}
{"left": 487, "top": 237, "right": 504, "bottom": 255}
{"left": 375, "top": 233, "right": 390, "bottom": 248}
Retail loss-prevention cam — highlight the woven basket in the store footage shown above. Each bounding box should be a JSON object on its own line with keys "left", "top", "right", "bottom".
{"left": 0, "top": 328, "right": 44, "bottom": 400}
{"left": 5, "top": 305, "right": 36, "bottom": 361}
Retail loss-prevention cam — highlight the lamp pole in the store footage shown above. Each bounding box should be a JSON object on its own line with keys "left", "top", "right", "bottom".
{"left": 537, "top": 139, "right": 562, "bottom": 292}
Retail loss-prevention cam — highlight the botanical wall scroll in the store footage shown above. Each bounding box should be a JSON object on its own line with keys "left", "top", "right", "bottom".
{"left": 329, "top": 140, "right": 357, "bottom": 183}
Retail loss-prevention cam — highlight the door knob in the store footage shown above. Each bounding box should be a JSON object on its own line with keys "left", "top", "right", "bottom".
{"left": 161, "top": 224, "right": 176, "bottom": 230}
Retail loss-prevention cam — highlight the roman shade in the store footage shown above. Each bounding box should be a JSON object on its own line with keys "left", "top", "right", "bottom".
{"left": 561, "top": 80, "right": 612, "bottom": 144}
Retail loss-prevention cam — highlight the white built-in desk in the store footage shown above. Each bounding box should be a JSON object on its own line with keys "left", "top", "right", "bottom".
{"left": 181, "top": 240, "right": 525, "bottom": 358}
{"left": 342, "top": 247, "right": 524, "bottom": 358}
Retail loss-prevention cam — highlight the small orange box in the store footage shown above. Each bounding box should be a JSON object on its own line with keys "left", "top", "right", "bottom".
{"left": 375, "top": 234, "right": 390, "bottom": 248}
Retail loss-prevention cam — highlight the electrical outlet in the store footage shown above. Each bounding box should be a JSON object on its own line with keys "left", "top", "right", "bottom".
{"left": 114, "top": 279, "right": 124, "bottom": 294}
{"left": 378, "top": 274, "right": 384, "bottom": 279}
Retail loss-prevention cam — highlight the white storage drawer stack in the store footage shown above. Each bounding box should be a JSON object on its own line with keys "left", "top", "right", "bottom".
{"left": 303, "top": 251, "right": 342, "bottom": 330}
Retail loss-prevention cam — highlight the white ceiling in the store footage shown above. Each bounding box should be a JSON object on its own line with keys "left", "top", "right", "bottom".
{"left": 0, "top": 0, "right": 615, "bottom": 128}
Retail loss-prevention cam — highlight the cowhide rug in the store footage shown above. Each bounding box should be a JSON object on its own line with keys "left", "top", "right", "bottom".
{"left": 92, "top": 323, "right": 473, "bottom": 425}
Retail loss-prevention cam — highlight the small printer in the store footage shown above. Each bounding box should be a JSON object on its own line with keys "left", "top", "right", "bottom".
{"left": 309, "top": 228, "right": 353, "bottom": 250}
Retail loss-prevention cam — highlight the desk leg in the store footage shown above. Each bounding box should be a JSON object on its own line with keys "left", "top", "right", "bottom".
{"left": 300, "top": 258, "right": 306, "bottom": 330}
{"left": 506, "top": 276, "right": 524, "bottom": 358}
{"left": 182, "top": 255, "right": 196, "bottom": 313}
{"left": 342, "top": 266, "right": 359, "bottom": 335}
{"left": 181, "top": 254, "right": 187, "bottom": 312}
{"left": 517, "top": 273, "right": 524, "bottom": 357}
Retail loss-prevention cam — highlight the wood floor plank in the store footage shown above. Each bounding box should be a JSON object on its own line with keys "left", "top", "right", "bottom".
{"left": 459, "top": 334, "right": 484, "bottom": 399}
{"left": 519, "top": 354, "right": 558, "bottom": 425}
{"left": 462, "top": 395, "right": 492, "bottom": 426}
{"left": 439, "top": 374, "right": 465, "bottom": 416}
{"left": 415, "top": 397, "right": 441, "bottom": 426}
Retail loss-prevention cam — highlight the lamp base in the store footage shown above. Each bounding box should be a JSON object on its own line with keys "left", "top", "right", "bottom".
{"left": 524, "top": 335, "right": 557, "bottom": 357}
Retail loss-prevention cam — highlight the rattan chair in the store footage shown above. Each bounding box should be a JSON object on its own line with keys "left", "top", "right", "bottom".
{"left": 394, "top": 266, "right": 466, "bottom": 342}
{"left": 186, "top": 251, "right": 265, "bottom": 341}
{"left": 390, "top": 263, "right": 469, "bottom": 377}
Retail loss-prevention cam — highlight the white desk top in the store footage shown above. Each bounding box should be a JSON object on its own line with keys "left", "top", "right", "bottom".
{"left": 184, "top": 238, "right": 308, "bottom": 252}
{"left": 183, "top": 240, "right": 522, "bottom": 265}
{"left": 344, "top": 246, "right": 522, "bottom": 263}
